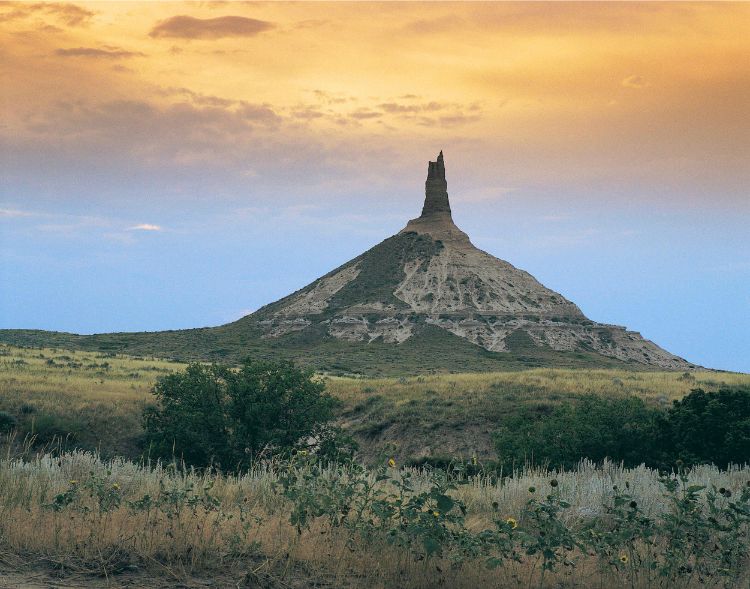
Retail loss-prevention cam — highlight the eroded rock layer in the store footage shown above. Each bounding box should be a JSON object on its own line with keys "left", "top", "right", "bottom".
{"left": 251, "top": 153, "right": 690, "bottom": 370}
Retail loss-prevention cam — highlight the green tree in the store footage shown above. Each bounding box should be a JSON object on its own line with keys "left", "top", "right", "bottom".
{"left": 659, "top": 387, "right": 750, "bottom": 468}
{"left": 494, "top": 395, "right": 659, "bottom": 470}
{"left": 143, "top": 359, "right": 340, "bottom": 470}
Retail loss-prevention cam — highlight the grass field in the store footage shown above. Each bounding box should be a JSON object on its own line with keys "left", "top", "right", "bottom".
{"left": 1, "top": 344, "right": 749, "bottom": 587}
{"left": 2, "top": 344, "right": 749, "bottom": 463}
{"left": 0, "top": 444, "right": 748, "bottom": 588}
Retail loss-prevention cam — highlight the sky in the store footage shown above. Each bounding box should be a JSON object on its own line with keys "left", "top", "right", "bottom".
{"left": 1, "top": 1, "right": 748, "bottom": 372}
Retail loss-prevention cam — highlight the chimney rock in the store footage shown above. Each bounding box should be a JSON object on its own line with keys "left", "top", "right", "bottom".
{"left": 421, "top": 150, "right": 451, "bottom": 218}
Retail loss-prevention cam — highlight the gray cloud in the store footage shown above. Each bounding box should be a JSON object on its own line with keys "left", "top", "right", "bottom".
{"left": 292, "top": 107, "right": 326, "bottom": 120}
{"left": 154, "top": 88, "right": 281, "bottom": 125}
{"left": 0, "top": 2, "right": 94, "bottom": 26}
{"left": 621, "top": 75, "right": 649, "bottom": 89}
{"left": 310, "top": 89, "right": 352, "bottom": 105}
{"left": 349, "top": 109, "right": 382, "bottom": 120}
{"left": 149, "top": 15, "right": 274, "bottom": 39}
{"left": 378, "top": 101, "right": 444, "bottom": 114}
{"left": 438, "top": 113, "right": 482, "bottom": 127}
{"left": 55, "top": 46, "right": 145, "bottom": 59}
{"left": 237, "top": 102, "right": 282, "bottom": 125}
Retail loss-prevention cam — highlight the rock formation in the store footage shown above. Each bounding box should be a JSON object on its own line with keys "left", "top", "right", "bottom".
{"left": 422, "top": 150, "right": 451, "bottom": 217}
{"left": 250, "top": 152, "right": 692, "bottom": 370}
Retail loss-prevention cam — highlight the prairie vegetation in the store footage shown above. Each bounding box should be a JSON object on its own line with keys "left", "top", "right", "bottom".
{"left": 0, "top": 345, "right": 180, "bottom": 457}
{"left": 0, "top": 443, "right": 748, "bottom": 588}
{"left": 0, "top": 321, "right": 658, "bottom": 375}
{"left": 2, "top": 344, "right": 749, "bottom": 462}
{"left": 1, "top": 344, "right": 749, "bottom": 587}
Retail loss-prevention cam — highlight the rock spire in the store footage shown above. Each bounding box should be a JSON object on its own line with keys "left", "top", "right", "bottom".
{"left": 235, "top": 150, "right": 694, "bottom": 371}
{"left": 421, "top": 150, "right": 451, "bottom": 218}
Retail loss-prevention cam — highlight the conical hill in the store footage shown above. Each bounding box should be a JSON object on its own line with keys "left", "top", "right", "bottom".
{"left": 243, "top": 152, "right": 690, "bottom": 371}
{"left": 0, "top": 152, "right": 694, "bottom": 374}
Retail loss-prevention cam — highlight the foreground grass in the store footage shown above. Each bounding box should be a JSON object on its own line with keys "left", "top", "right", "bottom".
{"left": 0, "top": 443, "right": 747, "bottom": 588}
{"left": 2, "top": 344, "right": 749, "bottom": 462}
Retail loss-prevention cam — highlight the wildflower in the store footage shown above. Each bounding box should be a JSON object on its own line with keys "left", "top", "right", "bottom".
{"left": 471, "top": 454, "right": 477, "bottom": 466}
{"left": 528, "top": 486, "right": 536, "bottom": 494}
{"left": 505, "top": 517, "right": 518, "bottom": 530}
{"left": 388, "top": 458, "right": 396, "bottom": 468}
{"left": 620, "top": 554, "right": 629, "bottom": 564}
{"left": 550, "top": 479, "right": 559, "bottom": 488}
{"left": 433, "top": 511, "right": 440, "bottom": 517}
{"left": 298, "top": 450, "right": 308, "bottom": 456}
{"left": 69, "top": 480, "right": 78, "bottom": 485}
{"left": 112, "top": 483, "right": 120, "bottom": 490}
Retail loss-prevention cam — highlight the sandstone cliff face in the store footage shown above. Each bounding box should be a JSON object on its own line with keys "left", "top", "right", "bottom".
{"left": 251, "top": 153, "right": 691, "bottom": 370}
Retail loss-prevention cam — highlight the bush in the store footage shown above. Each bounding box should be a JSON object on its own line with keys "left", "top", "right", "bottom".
{"left": 494, "top": 388, "right": 750, "bottom": 470}
{"left": 143, "top": 359, "right": 341, "bottom": 470}
{"left": 29, "top": 413, "right": 80, "bottom": 445}
{"left": 494, "top": 395, "right": 659, "bottom": 470}
{"left": 658, "top": 387, "right": 750, "bottom": 468}
{"left": 0, "top": 411, "right": 17, "bottom": 433}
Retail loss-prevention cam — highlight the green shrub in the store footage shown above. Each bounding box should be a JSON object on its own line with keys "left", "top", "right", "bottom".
{"left": 143, "top": 359, "right": 341, "bottom": 470}
{"left": 494, "top": 388, "right": 750, "bottom": 470}
{"left": 31, "top": 413, "right": 79, "bottom": 444}
{"left": 658, "top": 387, "right": 750, "bottom": 468}
{"left": 19, "top": 403, "right": 35, "bottom": 415}
{"left": 494, "top": 395, "right": 659, "bottom": 470}
{"left": 0, "top": 411, "right": 17, "bottom": 433}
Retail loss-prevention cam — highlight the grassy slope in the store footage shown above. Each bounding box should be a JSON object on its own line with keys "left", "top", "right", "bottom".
{"left": 2, "top": 344, "right": 747, "bottom": 463}
{"left": 0, "top": 321, "right": 641, "bottom": 378}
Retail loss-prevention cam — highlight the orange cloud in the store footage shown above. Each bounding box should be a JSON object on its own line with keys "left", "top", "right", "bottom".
{"left": 149, "top": 15, "right": 274, "bottom": 39}
{"left": 2, "top": 2, "right": 749, "bottom": 210}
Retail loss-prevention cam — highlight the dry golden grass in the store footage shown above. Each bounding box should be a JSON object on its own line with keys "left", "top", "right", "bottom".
{"left": 0, "top": 345, "right": 185, "bottom": 457}
{"left": 327, "top": 367, "right": 750, "bottom": 405}
{"left": 1, "top": 446, "right": 747, "bottom": 588}
{"left": 0, "top": 344, "right": 181, "bottom": 404}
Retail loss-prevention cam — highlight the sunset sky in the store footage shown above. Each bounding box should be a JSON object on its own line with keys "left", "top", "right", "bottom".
{"left": 1, "top": 2, "right": 749, "bottom": 371}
